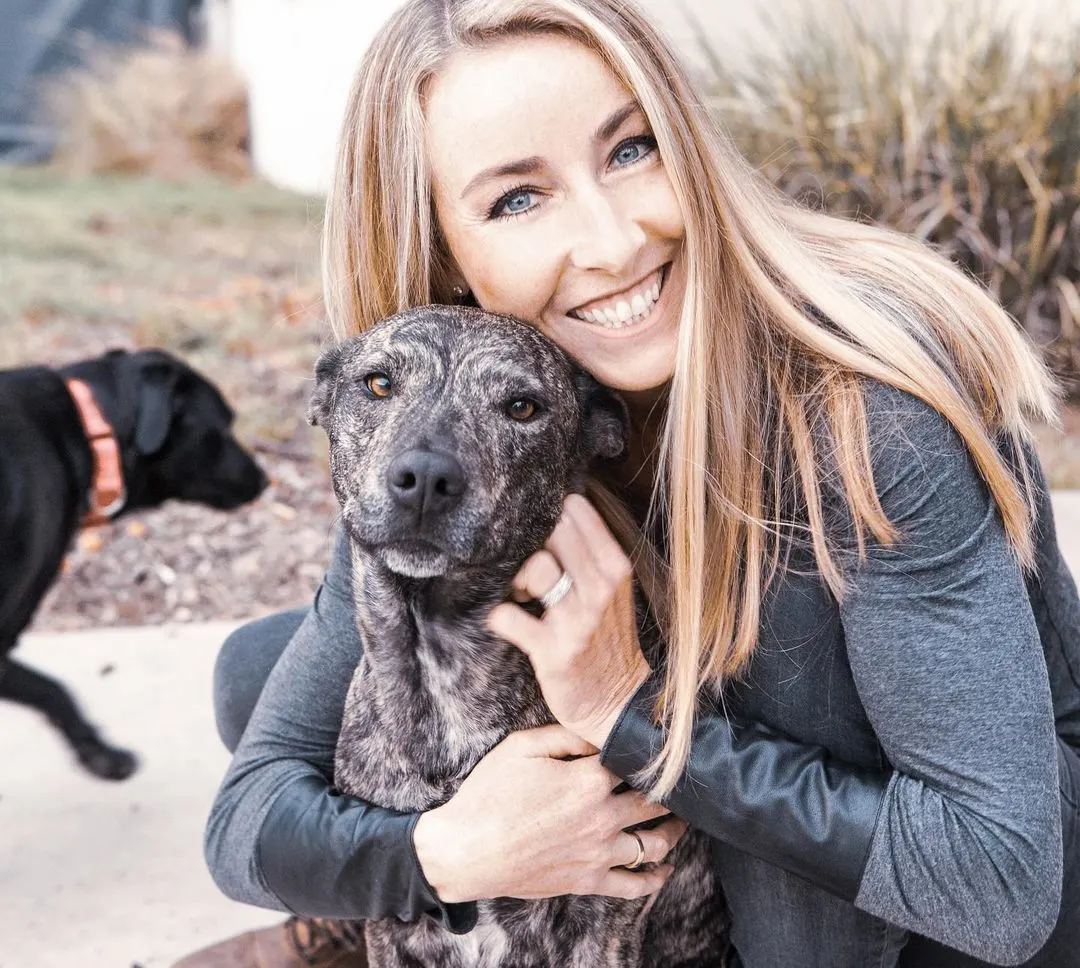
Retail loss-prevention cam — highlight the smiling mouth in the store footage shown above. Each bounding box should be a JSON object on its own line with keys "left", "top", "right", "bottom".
{"left": 567, "top": 264, "right": 670, "bottom": 331}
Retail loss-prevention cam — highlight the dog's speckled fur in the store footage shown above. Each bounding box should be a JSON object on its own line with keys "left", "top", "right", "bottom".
{"left": 309, "top": 306, "right": 727, "bottom": 968}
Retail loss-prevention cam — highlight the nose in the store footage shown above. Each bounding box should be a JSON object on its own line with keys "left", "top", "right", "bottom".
{"left": 386, "top": 449, "right": 466, "bottom": 518}
{"left": 568, "top": 187, "right": 646, "bottom": 274}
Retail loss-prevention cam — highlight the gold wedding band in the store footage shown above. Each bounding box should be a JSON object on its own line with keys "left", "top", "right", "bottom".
{"left": 626, "top": 830, "right": 646, "bottom": 871}
{"left": 539, "top": 570, "right": 573, "bottom": 609}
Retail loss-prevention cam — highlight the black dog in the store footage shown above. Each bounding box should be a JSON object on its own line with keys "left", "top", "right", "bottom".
{"left": 0, "top": 348, "right": 267, "bottom": 779}
{"left": 309, "top": 307, "right": 727, "bottom": 967}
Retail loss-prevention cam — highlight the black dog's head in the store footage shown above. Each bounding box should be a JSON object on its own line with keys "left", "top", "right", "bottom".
{"left": 61, "top": 349, "right": 268, "bottom": 513}
{"left": 308, "top": 306, "right": 629, "bottom": 580}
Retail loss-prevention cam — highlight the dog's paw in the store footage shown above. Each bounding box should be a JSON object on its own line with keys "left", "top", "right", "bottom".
{"left": 77, "top": 744, "right": 138, "bottom": 781}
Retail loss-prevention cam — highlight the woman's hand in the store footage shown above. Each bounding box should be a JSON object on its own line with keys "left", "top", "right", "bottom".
{"left": 487, "top": 494, "right": 652, "bottom": 749}
{"left": 412, "top": 725, "right": 684, "bottom": 903}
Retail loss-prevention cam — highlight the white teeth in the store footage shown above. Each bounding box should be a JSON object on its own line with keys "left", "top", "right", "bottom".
{"left": 571, "top": 266, "right": 666, "bottom": 329}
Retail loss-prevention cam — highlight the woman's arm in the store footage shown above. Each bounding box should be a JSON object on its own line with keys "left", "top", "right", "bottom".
{"left": 203, "top": 528, "right": 475, "bottom": 930}
{"left": 204, "top": 528, "right": 676, "bottom": 926}
{"left": 601, "top": 386, "right": 1062, "bottom": 964}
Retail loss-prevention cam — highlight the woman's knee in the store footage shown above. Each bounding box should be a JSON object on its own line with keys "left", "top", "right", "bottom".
{"left": 213, "top": 607, "right": 308, "bottom": 753}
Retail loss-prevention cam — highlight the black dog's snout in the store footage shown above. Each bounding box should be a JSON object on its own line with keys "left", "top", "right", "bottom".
{"left": 386, "top": 449, "right": 466, "bottom": 518}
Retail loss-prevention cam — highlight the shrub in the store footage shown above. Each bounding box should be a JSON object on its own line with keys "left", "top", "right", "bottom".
{"left": 43, "top": 31, "right": 249, "bottom": 180}
{"left": 693, "top": 0, "right": 1080, "bottom": 397}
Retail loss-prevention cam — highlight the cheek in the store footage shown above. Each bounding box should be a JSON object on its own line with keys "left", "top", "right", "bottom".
{"left": 631, "top": 171, "right": 685, "bottom": 240}
{"left": 453, "top": 227, "right": 565, "bottom": 322}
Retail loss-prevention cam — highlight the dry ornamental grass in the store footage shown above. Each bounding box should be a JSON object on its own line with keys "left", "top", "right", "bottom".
{"left": 694, "top": 0, "right": 1080, "bottom": 398}
{"left": 43, "top": 30, "right": 249, "bottom": 180}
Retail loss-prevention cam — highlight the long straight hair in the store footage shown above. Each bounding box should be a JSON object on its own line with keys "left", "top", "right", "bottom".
{"left": 322, "top": 0, "right": 1060, "bottom": 796}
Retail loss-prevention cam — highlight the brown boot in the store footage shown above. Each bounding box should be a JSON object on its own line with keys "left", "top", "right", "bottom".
{"left": 170, "top": 916, "right": 368, "bottom": 968}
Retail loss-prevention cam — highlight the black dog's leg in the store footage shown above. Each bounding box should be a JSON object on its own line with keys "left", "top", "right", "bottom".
{"left": 0, "top": 656, "right": 138, "bottom": 780}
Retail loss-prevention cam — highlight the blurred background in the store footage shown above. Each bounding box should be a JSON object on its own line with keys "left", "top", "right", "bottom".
{"left": 1, "top": 0, "right": 1079, "bottom": 964}
{"left": 2, "top": 0, "right": 1079, "bottom": 634}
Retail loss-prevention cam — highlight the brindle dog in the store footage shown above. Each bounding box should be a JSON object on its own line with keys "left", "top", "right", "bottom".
{"left": 308, "top": 306, "right": 726, "bottom": 968}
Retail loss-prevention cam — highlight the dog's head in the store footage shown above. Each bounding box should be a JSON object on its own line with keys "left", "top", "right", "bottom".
{"left": 308, "top": 307, "right": 629, "bottom": 580}
{"left": 61, "top": 349, "right": 268, "bottom": 513}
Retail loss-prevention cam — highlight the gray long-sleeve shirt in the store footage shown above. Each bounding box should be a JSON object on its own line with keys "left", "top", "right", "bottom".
{"left": 204, "top": 381, "right": 1078, "bottom": 963}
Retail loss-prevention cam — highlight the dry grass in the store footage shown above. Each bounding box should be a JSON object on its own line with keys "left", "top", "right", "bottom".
{"left": 692, "top": 0, "right": 1080, "bottom": 398}
{"left": 43, "top": 31, "right": 249, "bottom": 180}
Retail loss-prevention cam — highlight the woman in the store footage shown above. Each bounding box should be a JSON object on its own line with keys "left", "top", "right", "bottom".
{"left": 186, "top": 1, "right": 1080, "bottom": 967}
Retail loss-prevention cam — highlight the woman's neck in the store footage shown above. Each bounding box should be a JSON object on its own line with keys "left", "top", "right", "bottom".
{"left": 609, "top": 382, "right": 671, "bottom": 519}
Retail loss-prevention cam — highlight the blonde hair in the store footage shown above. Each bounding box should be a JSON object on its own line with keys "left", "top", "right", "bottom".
{"left": 323, "top": 0, "right": 1060, "bottom": 796}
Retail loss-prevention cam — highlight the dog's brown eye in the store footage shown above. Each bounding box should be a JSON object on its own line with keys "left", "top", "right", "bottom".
{"left": 507, "top": 399, "right": 537, "bottom": 421}
{"left": 365, "top": 374, "right": 392, "bottom": 398}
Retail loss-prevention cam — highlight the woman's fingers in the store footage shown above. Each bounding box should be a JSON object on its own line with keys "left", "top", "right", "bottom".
{"left": 508, "top": 723, "right": 598, "bottom": 760}
{"left": 513, "top": 550, "right": 570, "bottom": 604}
{"left": 613, "top": 818, "right": 687, "bottom": 870}
{"left": 593, "top": 864, "right": 674, "bottom": 900}
{"left": 545, "top": 498, "right": 607, "bottom": 597}
{"left": 565, "top": 493, "right": 629, "bottom": 566}
{"left": 611, "top": 786, "right": 676, "bottom": 827}
{"left": 488, "top": 600, "right": 546, "bottom": 657}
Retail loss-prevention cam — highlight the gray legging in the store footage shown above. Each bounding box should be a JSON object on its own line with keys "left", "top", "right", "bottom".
{"left": 212, "top": 610, "right": 1080, "bottom": 968}
{"left": 213, "top": 607, "right": 307, "bottom": 753}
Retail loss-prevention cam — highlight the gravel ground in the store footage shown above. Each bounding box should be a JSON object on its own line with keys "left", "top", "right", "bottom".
{"left": 34, "top": 454, "right": 339, "bottom": 631}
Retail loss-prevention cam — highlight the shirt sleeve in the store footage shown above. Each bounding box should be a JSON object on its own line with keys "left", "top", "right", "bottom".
{"left": 202, "top": 527, "right": 477, "bottom": 931}
{"left": 842, "top": 384, "right": 1062, "bottom": 963}
{"left": 601, "top": 382, "right": 1064, "bottom": 966}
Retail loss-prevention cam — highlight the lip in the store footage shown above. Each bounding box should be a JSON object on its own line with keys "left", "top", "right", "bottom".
{"left": 564, "top": 262, "right": 673, "bottom": 338}
{"left": 568, "top": 266, "right": 665, "bottom": 317}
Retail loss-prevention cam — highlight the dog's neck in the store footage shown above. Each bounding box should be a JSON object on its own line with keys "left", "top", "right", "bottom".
{"left": 350, "top": 548, "right": 535, "bottom": 686}
{"left": 64, "top": 379, "right": 126, "bottom": 527}
{"left": 354, "top": 550, "right": 522, "bottom": 624}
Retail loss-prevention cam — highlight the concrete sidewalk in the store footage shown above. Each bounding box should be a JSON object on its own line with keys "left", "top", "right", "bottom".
{"left": 1, "top": 493, "right": 1079, "bottom": 968}
{"left": 0, "top": 621, "right": 282, "bottom": 968}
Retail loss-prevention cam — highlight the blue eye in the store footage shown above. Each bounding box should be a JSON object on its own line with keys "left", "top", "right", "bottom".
{"left": 612, "top": 135, "right": 657, "bottom": 168}
{"left": 490, "top": 186, "right": 538, "bottom": 220}
{"left": 504, "top": 190, "right": 535, "bottom": 214}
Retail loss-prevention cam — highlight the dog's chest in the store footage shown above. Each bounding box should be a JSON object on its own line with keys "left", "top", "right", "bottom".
{"left": 333, "top": 607, "right": 550, "bottom": 813}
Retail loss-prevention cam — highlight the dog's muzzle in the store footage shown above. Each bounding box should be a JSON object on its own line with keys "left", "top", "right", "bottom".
{"left": 385, "top": 448, "right": 466, "bottom": 521}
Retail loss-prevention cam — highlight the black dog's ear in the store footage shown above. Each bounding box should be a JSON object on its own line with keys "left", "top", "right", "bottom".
{"left": 307, "top": 343, "right": 346, "bottom": 429}
{"left": 135, "top": 358, "right": 181, "bottom": 456}
{"left": 576, "top": 370, "right": 631, "bottom": 464}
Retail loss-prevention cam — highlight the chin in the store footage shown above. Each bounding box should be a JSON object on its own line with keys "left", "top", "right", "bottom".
{"left": 380, "top": 546, "right": 452, "bottom": 579}
{"left": 592, "top": 344, "right": 677, "bottom": 393}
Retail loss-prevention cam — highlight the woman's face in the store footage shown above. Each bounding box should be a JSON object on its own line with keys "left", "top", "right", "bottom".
{"left": 424, "top": 33, "right": 686, "bottom": 393}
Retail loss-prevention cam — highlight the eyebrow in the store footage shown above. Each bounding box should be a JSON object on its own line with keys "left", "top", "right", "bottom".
{"left": 459, "top": 100, "right": 644, "bottom": 200}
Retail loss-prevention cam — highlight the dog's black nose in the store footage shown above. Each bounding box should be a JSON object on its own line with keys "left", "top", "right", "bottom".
{"left": 386, "top": 449, "right": 466, "bottom": 517}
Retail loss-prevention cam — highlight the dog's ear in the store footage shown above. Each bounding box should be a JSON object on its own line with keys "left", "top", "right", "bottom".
{"left": 576, "top": 370, "right": 630, "bottom": 464}
{"left": 307, "top": 343, "right": 346, "bottom": 429}
{"left": 135, "top": 357, "right": 181, "bottom": 456}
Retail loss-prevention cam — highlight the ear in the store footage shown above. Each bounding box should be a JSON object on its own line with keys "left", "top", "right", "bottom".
{"left": 307, "top": 343, "right": 346, "bottom": 429}
{"left": 575, "top": 370, "right": 630, "bottom": 464}
{"left": 135, "top": 358, "right": 181, "bottom": 455}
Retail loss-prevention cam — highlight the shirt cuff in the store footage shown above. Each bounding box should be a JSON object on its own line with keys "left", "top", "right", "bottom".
{"left": 405, "top": 812, "right": 479, "bottom": 934}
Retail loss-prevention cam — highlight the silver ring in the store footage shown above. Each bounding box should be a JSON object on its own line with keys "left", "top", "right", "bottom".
{"left": 538, "top": 571, "right": 573, "bottom": 609}
{"left": 625, "top": 831, "right": 646, "bottom": 870}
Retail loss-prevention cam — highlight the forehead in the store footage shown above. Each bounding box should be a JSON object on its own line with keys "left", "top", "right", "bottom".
{"left": 423, "top": 34, "right": 633, "bottom": 186}
{"left": 342, "top": 312, "right": 571, "bottom": 383}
